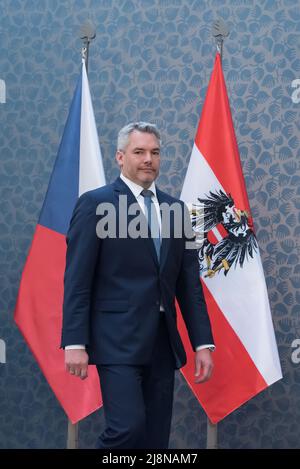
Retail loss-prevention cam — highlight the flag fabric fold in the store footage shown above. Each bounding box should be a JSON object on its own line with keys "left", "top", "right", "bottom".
{"left": 179, "top": 53, "right": 282, "bottom": 424}
{"left": 14, "top": 61, "right": 104, "bottom": 424}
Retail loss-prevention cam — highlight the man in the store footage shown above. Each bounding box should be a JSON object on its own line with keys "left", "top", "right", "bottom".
{"left": 61, "top": 122, "right": 214, "bottom": 449}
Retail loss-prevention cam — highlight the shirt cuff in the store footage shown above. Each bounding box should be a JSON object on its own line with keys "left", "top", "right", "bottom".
{"left": 195, "top": 344, "right": 215, "bottom": 352}
{"left": 65, "top": 345, "right": 86, "bottom": 350}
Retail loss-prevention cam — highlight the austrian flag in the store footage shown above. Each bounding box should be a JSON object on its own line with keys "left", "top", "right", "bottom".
{"left": 178, "top": 53, "right": 282, "bottom": 423}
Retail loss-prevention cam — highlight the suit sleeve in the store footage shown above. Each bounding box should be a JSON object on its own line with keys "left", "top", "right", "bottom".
{"left": 61, "top": 192, "right": 101, "bottom": 348}
{"left": 175, "top": 202, "right": 214, "bottom": 351}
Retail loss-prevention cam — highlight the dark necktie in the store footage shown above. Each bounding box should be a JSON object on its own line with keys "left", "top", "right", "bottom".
{"left": 141, "top": 189, "right": 161, "bottom": 262}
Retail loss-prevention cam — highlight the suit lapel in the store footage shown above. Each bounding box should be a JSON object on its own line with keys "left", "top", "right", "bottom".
{"left": 113, "top": 177, "right": 159, "bottom": 267}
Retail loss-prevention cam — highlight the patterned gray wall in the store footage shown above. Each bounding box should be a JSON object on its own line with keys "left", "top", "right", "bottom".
{"left": 0, "top": 0, "right": 299, "bottom": 448}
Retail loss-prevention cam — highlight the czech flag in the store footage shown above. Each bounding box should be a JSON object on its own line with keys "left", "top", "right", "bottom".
{"left": 14, "top": 61, "right": 104, "bottom": 423}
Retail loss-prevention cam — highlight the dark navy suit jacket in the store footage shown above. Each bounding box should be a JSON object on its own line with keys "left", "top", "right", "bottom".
{"left": 61, "top": 176, "right": 214, "bottom": 369}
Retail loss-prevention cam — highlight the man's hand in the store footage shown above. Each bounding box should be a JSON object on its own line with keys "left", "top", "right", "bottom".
{"left": 194, "top": 348, "right": 214, "bottom": 384}
{"left": 65, "top": 349, "right": 89, "bottom": 380}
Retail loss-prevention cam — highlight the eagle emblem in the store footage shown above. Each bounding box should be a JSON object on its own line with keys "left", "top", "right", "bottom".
{"left": 189, "top": 190, "right": 258, "bottom": 277}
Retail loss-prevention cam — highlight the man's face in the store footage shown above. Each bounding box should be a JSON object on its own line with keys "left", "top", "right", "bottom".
{"left": 116, "top": 130, "right": 160, "bottom": 188}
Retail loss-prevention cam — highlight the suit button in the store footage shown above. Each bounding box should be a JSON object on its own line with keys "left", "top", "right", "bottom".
{"left": 156, "top": 301, "right": 160, "bottom": 305}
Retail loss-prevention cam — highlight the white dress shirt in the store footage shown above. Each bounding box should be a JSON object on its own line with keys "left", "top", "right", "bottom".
{"left": 65, "top": 173, "right": 214, "bottom": 352}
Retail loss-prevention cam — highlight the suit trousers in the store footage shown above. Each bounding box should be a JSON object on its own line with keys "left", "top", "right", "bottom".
{"left": 96, "top": 314, "right": 176, "bottom": 449}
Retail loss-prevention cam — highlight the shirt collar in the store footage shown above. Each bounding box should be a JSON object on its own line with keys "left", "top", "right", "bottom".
{"left": 120, "top": 173, "right": 157, "bottom": 199}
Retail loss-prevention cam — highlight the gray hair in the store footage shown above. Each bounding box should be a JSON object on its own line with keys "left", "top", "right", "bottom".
{"left": 117, "top": 122, "right": 161, "bottom": 151}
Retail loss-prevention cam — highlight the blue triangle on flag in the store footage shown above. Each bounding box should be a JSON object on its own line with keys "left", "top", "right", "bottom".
{"left": 39, "top": 70, "right": 82, "bottom": 235}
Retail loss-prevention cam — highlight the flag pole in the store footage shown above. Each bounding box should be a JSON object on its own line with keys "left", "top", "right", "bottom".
{"left": 206, "top": 419, "right": 218, "bottom": 449}
{"left": 80, "top": 20, "right": 96, "bottom": 73}
{"left": 66, "top": 20, "right": 96, "bottom": 450}
{"left": 212, "top": 18, "right": 229, "bottom": 62}
{"left": 67, "top": 420, "right": 79, "bottom": 449}
{"left": 205, "top": 19, "right": 229, "bottom": 450}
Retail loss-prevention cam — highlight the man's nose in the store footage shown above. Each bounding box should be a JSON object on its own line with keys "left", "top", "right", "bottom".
{"left": 143, "top": 152, "right": 153, "bottom": 162}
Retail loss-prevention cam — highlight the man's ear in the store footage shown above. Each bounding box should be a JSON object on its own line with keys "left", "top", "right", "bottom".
{"left": 115, "top": 150, "right": 123, "bottom": 168}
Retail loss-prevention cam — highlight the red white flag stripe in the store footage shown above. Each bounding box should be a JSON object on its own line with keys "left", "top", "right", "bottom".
{"left": 79, "top": 62, "right": 106, "bottom": 195}
{"left": 179, "top": 53, "right": 282, "bottom": 423}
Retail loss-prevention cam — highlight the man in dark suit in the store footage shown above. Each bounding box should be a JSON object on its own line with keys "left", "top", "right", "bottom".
{"left": 61, "top": 122, "right": 214, "bottom": 449}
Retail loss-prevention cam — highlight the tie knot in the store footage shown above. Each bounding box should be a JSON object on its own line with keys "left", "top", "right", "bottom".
{"left": 141, "top": 189, "right": 153, "bottom": 198}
